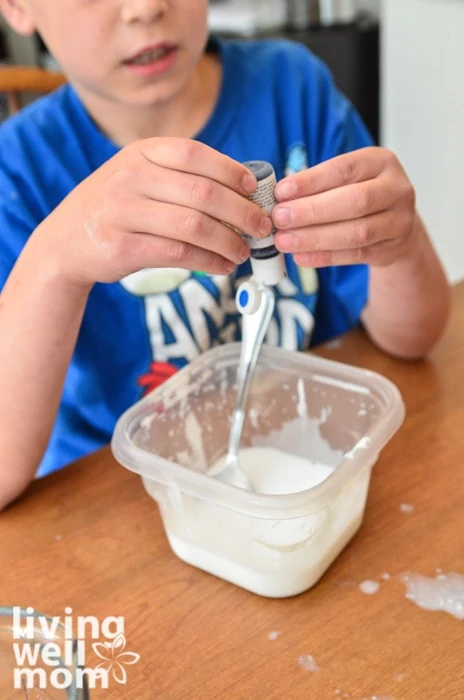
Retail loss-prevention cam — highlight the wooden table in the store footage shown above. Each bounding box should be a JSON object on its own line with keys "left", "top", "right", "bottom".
{"left": 2, "top": 283, "right": 464, "bottom": 700}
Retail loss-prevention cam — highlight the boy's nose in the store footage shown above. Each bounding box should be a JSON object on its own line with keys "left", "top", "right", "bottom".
{"left": 121, "top": 0, "right": 166, "bottom": 24}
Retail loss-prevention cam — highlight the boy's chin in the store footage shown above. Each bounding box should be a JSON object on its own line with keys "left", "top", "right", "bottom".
{"left": 124, "top": 74, "right": 190, "bottom": 108}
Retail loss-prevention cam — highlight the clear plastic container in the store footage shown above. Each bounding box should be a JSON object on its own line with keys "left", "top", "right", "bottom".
{"left": 111, "top": 344, "right": 405, "bottom": 598}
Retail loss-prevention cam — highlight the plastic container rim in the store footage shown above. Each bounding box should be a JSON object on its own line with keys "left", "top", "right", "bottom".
{"left": 111, "top": 343, "right": 405, "bottom": 519}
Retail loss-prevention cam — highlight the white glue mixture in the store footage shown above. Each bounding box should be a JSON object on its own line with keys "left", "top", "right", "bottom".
{"left": 153, "top": 446, "right": 371, "bottom": 597}
{"left": 400, "top": 572, "right": 464, "bottom": 620}
{"left": 356, "top": 571, "right": 464, "bottom": 621}
{"left": 211, "top": 446, "right": 333, "bottom": 495}
{"left": 297, "top": 654, "right": 321, "bottom": 672}
{"left": 359, "top": 580, "right": 380, "bottom": 595}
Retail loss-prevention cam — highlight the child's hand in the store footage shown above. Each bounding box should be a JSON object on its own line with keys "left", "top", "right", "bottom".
{"left": 272, "top": 147, "right": 418, "bottom": 268}
{"left": 45, "top": 138, "right": 271, "bottom": 287}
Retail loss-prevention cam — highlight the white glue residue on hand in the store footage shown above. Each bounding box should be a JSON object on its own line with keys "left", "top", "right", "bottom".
{"left": 400, "top": 572, "right": 464, "bottom": 620}
{"left": 268, "top": 630, "right": 280, "bottom": 641}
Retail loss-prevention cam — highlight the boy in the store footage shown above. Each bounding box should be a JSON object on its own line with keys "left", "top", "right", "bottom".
{"left": 0, "top": 0, "right": 450, "bottom": 511}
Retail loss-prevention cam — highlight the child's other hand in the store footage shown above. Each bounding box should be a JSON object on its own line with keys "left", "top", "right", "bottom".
{"left": 272, "top": 147, "right": 418, "bottom": 268}
{"left": 44, "top": 138, "right": 272, "bottom": 287}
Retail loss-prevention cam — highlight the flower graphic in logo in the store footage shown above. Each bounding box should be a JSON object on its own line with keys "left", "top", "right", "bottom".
{"left": 92, "top": 634, "right": 140, "bottom": 684}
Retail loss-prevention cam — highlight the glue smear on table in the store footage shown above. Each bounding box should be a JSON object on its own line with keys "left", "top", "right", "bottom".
{"left": 160, "top": 445, "right": 370, "bottom": 597}
{"left": 358, "top": 571, "right": 464, "bottom": 621}
{"left": 400, "top": 571, "right": 464, "bottom": 620}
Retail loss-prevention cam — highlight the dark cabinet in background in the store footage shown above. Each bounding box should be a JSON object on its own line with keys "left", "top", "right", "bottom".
{"left": 222, "top": 17, "right": 380, "bottom": 143}
{"left": 283, "top": 20, "right": 380, "bottom": 143}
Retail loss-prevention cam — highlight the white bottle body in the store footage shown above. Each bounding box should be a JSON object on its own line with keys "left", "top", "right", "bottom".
{"left": 242, "top": 161, "right": 287, "bottom": 286}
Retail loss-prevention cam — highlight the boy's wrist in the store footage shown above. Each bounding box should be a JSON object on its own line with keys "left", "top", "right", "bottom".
{"left": 27, "top": 220, "right": 94, "bottom": 300}
{"left": 386, "top": 212, "right": 428, "bottom": 275}
{"left": 403, "top": 211, "right": 427, "bottom": 261}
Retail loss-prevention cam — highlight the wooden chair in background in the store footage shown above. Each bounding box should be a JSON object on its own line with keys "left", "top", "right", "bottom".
{"left": 0, "top": 65, "right": 65, "bottom": 115}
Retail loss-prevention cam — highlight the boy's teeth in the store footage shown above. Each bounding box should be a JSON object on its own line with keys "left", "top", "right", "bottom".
{"left": 131, "top": 47, "right": 170, "bottom": 65}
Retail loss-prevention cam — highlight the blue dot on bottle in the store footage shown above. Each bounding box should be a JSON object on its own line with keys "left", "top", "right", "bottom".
{"left": 238, "top": 290, "right": 249, "bottom": 309}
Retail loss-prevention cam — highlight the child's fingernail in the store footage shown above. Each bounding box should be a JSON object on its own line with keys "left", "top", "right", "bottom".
{"left": 242, "top": 173, "right": 257, "bottom": 193}
{"left": 274, "top": 207, "right": 293, "bottom": 226}
{"left": 225, "top": 261, "right": 236, "bottom": 273}
{"left": 259, "top": 216, "right": 273, "bottom": 236}
{"left": 238, "top": 246, "right": 250, "bottom": 263}
{"left": 275, "top": 181, "right": 297, "bottom": 199}
{"left": 276, "top": 232, "right": 297, "bottom": 251}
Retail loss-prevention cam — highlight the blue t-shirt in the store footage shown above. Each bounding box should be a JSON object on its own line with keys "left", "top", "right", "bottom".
{"left": 0, "top": 37, "right": 373, "bottom": 476}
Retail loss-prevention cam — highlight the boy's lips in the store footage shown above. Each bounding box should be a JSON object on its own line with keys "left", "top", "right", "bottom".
{"left": 123, "top": 43, "right": 178, "bottom": 77}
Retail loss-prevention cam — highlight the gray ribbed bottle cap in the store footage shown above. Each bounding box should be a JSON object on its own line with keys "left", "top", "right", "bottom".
{"left": 243, "top": 161, "right": 274, "bottom": 182}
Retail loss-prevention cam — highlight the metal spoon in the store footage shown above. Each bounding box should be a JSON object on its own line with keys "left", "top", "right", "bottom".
{"left": 209, "top": 284, "right": 275, "bottom": 490}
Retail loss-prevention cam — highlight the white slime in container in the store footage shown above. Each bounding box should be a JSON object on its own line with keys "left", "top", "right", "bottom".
{"left": 113, "top": 341, "right": 405, "bottom": 598}
{"left": 160, "top": 446, "right": 370, "bottom": 597}
{"left": 212, "top": 446, "right": 333, "bottom": 494}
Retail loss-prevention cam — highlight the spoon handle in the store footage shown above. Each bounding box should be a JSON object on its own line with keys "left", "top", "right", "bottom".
{"left": 228, "top": 285, "right": 275, "bottom": 459}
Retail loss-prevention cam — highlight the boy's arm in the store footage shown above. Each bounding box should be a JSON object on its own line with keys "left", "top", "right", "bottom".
{"left": 0, "top": 225, "right": 90, "bottom": 511}
{"left": 0, "top": 138, "right": 270, "bottom": 511}
{"left": 361, "top": 214, "right": 451, "bottom": 359}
